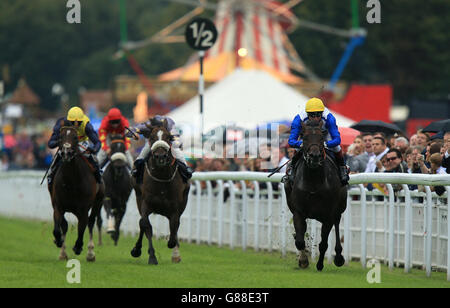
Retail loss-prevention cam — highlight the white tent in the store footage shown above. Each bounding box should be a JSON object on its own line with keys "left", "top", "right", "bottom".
{"left": 167, "top": 69, "right": 355, "bottom": 136}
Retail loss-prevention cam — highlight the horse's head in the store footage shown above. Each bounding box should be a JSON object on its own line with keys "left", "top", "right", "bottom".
{"left": 59, "top": 126, "right": 79, "bottom": 162}
{"left": 146, "top": 119, "right": 173, "bottom": 168}
{"left": 301, "top": 120, "right": 327, "bottom": 168}
{"left": 109, "top": 134, "right": 128, "bottom": 170}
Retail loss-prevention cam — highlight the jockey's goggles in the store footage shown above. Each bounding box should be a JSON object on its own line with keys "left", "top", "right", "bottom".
{"left": 307, "top": 112, "right": 323, "bottom": 118}
{"left": 109, "top": 119, "right": 121, "bottom": 125}
{"left": 70, "top": 120, "right": 82, "bottom": 126}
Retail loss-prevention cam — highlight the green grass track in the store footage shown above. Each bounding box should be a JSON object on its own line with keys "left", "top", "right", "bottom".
{"left": 0, "top": 216, "right": 448, "bottom": 288}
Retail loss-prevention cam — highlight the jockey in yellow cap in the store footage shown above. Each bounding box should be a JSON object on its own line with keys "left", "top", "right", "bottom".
{"left": 47, "top": 107, "right": 103, "bottom": 187}
{"left": 283, "top": 97, "right": 349, "bottom": 186}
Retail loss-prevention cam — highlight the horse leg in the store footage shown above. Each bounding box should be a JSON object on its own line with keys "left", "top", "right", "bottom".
{"left": 316, "top": 223, "right": 333, "bottom": 271}
{"left": 73, "top": 214, "right": 87, "bottom": 255}
{"left": 87, "top": 194, "right": 103, "bottom": 262}
{"left": 140, "top": 215, "right": 158, "bottom": 265}
{"left": 333, "top": 219, "right": 345, "bottom": 267}
{"left": 293, "top": 212, "right": 309, "bottom": 269}
{"left": 168, "top": 214, "right": 181, "bottom": 263}
{"left": 96, "top": 213, "right": 103, "bottom": 246}
{"left": 104, "top": 197, "right": 115, "bottom": 234}
{"left": 131, "top": 229, "right": 144, "bottom": 258}
{"left": 59, "top": 217, "right": 69, "bottom": 261}
{"left": 172, "top": 245, "right": 181, "bottom": 264}
{"left": 52, "top": 208, "right": 64, "bottom": 248}
{"left": 86, "top": 211, "right": 97, "bottom": 262}
{"left": 113, "top": 209, "right": 125, "bottom": 246}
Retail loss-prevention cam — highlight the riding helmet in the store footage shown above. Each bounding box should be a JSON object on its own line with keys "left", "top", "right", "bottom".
{"left": 305, "top": 98, "right": 325, "bottom": 112}
{"left": 67, "top": 107, "right": 85, "bottom": 122}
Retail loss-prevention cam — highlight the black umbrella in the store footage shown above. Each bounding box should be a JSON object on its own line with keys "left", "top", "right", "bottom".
{"left": 421, "top": 119, "right": 450, "bottom": 133}
{"left": 350, "top": 120, "right": 403, "bottom": 136}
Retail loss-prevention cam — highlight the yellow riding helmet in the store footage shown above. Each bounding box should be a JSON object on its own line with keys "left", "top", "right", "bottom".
{"left": 305, "top": 98, "right": 325, "bottom": 113}
{"left": 67, "top": 107, "right": 85, "bottom": 121}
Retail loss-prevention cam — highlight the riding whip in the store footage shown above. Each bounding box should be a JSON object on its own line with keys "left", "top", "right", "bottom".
{"left": 125, "top": 126, "right": 139, "bottom": 141}
{"left": 267, "top": 158, "right": 291, "bottom": 178}
{"left": 40, "top": 148, "right": 60, "bottom": 185}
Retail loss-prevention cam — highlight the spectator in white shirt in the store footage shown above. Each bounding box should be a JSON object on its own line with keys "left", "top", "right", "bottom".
{"left": 364, "top": 136, "right": 389, "bottom": 173}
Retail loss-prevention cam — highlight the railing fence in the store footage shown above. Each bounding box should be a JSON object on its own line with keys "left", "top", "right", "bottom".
{"left": 0, "top": 171, "right": 449, "bottom": 281}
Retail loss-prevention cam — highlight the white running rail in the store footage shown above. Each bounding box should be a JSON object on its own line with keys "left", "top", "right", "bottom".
{"left": 0, "top": 170, "right": 449, "bottom": 280}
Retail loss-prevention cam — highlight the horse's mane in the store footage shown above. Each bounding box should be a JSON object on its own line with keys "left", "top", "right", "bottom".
{"left": 304, "top": 119, "right": 322, "bottom": 128}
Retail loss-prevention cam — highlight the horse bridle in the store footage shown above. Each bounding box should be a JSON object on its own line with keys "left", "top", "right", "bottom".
{"left": 145, "top": 128, "right": 177, "bottom": 182}
{"left": 59, "top": 127, "right": 82, "bottom": 162}
{"left": 302, "top": 130, "right": 326, "bottom": 167}
{"left": 145, "top": 162, "right": 178, "bottom": 182}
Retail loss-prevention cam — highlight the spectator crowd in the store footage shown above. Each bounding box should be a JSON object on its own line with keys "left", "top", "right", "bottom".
{"left": 1, "top": 121, "right": 449, "bottom": 193}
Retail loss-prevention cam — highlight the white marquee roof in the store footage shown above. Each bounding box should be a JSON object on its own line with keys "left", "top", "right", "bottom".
{"left": 168, "top": 69, "right": 355, "bottom": 136}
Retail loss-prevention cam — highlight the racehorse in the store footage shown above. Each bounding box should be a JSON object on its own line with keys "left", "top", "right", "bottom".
{"left": 49, "top": 125, "right": 104, "bottom": 261}
{"left": 284, "top": 120, "right": 347, "bottom": 271}
{"left": 130, "top": 119, "right": 190, "bottom": 265}
{"left": 102, "top": 134, "right": 132, "bottom": 245}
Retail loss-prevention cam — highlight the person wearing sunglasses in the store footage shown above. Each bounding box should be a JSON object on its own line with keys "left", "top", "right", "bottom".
{"left": 283, "top": 97, "right": 349, "bottom": 186}
{"left": 97, "top": 108, "right": 133, "bottom": 169}
{"left": 384, "top": 148, "right": 407, "bottom": 173}
{"left": 47, "top": 106, "right": 103, "bottom": 187}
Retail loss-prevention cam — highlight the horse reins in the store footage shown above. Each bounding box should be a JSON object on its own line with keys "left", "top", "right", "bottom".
{"left": 145, "top": 162, "right": 179, "bottom": 183}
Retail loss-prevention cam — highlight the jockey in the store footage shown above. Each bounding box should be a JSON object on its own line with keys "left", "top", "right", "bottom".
{"left": 126, "top": 115, "right": 193, "bottom": 184}
{"left": 47, "top": 107, "right": 103, "bottom": 186}
{"left": 97, "top": 108, "right": 134, "bottom": 169}
{"left": 284, "top": 97, "right": 349, "bottom": 186}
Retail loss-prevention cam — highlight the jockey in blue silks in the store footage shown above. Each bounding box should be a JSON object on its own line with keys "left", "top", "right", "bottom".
{"left": 283, "top": 97, "right": 349, "bottom": 186}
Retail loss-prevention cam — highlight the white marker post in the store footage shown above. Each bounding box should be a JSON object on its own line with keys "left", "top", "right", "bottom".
{"left": 199, "top": 50, "right": 205, "bottom": 142}
{"left": 185, "top": 18, "right": 217, "bottom": 145}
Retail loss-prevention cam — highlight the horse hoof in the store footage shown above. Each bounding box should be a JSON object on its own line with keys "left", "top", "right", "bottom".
{"left": 172, "top": 256, "right": 181, "bottom": 263}
{"left": 316, "top": 263, "right": 324, "bottom": 271}
{"left": 168, "top": 239, "right": 177, "bottom": 249}
{"left": 87, "top": 254, "right": 96, "bottom": 262}
{"left": 59, "top": 254, "right": 68, "bottom": 261}
{"left": 54, "top": 239, "right": 63, "bottom": 248}
{"left": 334, "top": 255, "right": 345, "bottom": 267}
{"left": 130, "top": 247, "right": 141, "bottom": 258}
{"left": 148, "top": 257, "right": 158, "bottom": 265}
{"left": 299, "top": 258, "right": 309, "bottom": 269}
{"left": 73, "top": 247, "right": 82, "bottom": 255}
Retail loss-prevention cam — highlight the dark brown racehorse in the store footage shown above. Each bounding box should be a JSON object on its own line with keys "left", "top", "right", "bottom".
{"left": 130, "top": 119, "right": 190, "bottom": 264}
{"left": 49, "top": 125, "right": 104, "bottom": 261}
{"left": 102, "top": 134, "right": 132, "bottom": 245}
{"left": 284, "top": 120, "right": 347, "bottom": 271}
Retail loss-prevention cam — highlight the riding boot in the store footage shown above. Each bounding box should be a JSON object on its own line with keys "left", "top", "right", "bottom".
{"left": 281, "top": 148, "right": 301, "bottom": 186}
{"left": 132, "top": 158, "right": 145, "bottom": 184}
{"left": 176, "top": 160, "right": 192, "bottom": 183}
{"left": 335, "top": 149, "right": 349, "bottom": 186}
{"left": 99, "top": 157, "right": 110, "bottom": 170}
{"left": 47, "top": 154, "right": 62, "bottom": 190}
{"left": 88, "top": 155, "right": 103, "bottom": 184}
